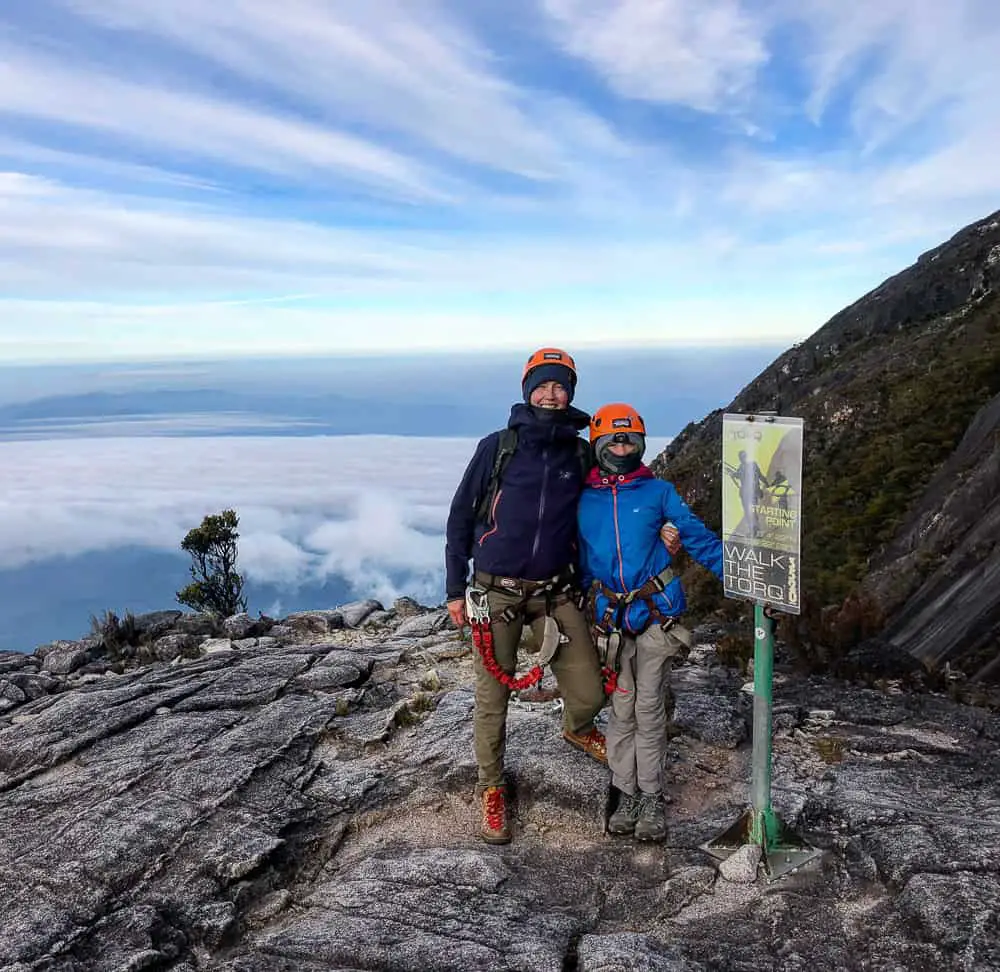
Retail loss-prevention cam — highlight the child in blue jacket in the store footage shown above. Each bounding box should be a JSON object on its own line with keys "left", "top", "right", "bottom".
{"left": 578, "top": 403, "right": 723, "bottom": 841}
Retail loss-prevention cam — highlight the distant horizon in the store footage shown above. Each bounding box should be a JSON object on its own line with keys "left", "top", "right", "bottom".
{"left": 0, "top": 337, "right": 796, "bottom": 369}
{"left": 0, "top": 344, "right": 787, "bottom": 420}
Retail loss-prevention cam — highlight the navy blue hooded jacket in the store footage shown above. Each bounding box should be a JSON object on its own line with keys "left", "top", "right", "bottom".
{"left": 445, "top": 403, "right": 590, "bottom": 600}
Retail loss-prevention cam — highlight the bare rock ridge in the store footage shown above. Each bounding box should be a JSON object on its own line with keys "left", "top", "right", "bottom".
{"left": 652, "top": 209, "right": 1000, "bottom": 679}
{"left": 2, "top": 603, "right": 999, "bottom": 970}
{"left": 865, "top": 388, "right": 1000, "bottom": 677}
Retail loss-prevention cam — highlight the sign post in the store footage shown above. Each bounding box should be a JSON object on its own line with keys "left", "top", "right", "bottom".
{"left": 702, "top": 412, "right": 820, "bottom": 880}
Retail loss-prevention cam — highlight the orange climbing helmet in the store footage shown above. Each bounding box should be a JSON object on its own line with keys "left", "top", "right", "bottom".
{"left": 590, "top": 403, "right": 647, "bottom": 475}
{"left": 589, "top": 403, "right": 646, "bottom": 443}
{"left": 522, "top": 347, "right": 576, "bottom": 381}
{"left": 522, "top": 347, "right": 577, "bottom": 403}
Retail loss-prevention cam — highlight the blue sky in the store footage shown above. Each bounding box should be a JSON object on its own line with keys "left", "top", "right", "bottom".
{"left": 2, "top": 0, "right": 999, "bottom": 362}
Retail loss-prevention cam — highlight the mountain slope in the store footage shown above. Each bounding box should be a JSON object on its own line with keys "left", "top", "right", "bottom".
{"left": 3, "top": 604, "right": 998, "bottom": 968}
{"left": 652, "top": 209, "right": 1000, "bottom": 678}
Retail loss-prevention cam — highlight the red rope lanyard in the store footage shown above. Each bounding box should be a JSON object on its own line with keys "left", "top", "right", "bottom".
{"left": 601, "top": 667, "right": 618, "bottom": 695}
{"left": 470, "top": 617, "right": 544, "bottom": 691}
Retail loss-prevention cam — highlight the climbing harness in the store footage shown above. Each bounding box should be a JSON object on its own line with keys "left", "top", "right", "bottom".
{"left": 588, "top": 564, "right": 693, "bottom": 694}
{"left": 466, "top": 587, "right": 543, "bottom": 690}
{"left": 589, "top": 564, "right": 678, "bottom": 636}
{"left": 466, "top": 571, "right": 574, "bottom": 690}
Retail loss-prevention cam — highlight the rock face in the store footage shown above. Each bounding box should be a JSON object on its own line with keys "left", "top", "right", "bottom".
{"left": 863, "top": 390, "right": 1000, "bottom": 678}
{"left": 652, "top": 209, "right": 1000, "bottom": 678}
{"left": 1, "top": 604, "right": 998, "bottom": 971}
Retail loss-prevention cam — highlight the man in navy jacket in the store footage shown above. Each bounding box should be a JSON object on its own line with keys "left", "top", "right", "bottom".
{"left": 445, "top": 348, "right": 607, "bottom": 844}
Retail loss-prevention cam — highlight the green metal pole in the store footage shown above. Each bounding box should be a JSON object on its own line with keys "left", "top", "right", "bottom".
{"left": 702, "top": 601, "right": 821, "bottom": 878}
{"left": 749, "top": 603, "right": 778, "bottom": 848}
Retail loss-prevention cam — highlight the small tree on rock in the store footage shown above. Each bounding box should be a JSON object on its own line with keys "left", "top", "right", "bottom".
{"left": 177, "top": 509, "right": 248, "bottom": 617}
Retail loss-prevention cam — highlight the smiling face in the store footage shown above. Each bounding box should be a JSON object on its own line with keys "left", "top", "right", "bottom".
{"left": 529, "top": 380, "right": 569, "bottom": 410}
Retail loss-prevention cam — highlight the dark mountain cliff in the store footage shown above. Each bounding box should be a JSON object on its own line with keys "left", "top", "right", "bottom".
{"left": 652, "top": 209, "right": 1000, "bottom": 680}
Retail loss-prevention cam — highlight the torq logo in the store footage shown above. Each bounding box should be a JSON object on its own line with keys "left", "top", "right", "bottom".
{"left": 543, "top": 352, "right": 563, "bottom": 361}
{"left": 612, "top": 417, "right": 633, "bottom": 428}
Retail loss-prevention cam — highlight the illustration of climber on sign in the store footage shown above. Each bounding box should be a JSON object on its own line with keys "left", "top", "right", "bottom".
{"left": 726, "top": 450, "right": 770, "bottom": 538}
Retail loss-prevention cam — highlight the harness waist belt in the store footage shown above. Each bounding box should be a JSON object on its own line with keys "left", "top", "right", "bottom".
{"left": 598, "top": 565, "right": 676, "bottom": 604}
{"left": 474, "top": 569, "right": 573, "bottom": 598}
{"left": 588, "top": 564, "right": 678, "bottom": 635}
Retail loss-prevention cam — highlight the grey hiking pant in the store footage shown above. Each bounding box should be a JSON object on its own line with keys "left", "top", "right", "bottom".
{"left": 473, "top": 577, "right": 606, "bottom": 787}
{"left": 606, "top": 624, "right": 684, "bottom": 797}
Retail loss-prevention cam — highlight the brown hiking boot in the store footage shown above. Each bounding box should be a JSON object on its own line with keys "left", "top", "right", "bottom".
{"left": 563, "top": 726, "right": 608, "bottom": 765}
{"left": 480, "top": 785, "right": 511, "bottom": 844}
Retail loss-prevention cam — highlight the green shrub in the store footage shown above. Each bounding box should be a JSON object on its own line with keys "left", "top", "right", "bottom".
{"left": 176, "top": 509, "right": 247, "bottom": 618}
{"left": 89, "top": 609, "right": 139, "bottom": 662}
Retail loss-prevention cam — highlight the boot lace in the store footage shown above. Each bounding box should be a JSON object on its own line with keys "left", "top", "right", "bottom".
{"left": 581, "top": 727, "right": 607, "bottom": 759}
{"left": 615, "top": 792, "right": 639, "bottom": 821}
{"left": 483, "top": 787, "right": 506, "bottom": 832}
{"left": 638, "top": 792, "right": 662, "bottom": 820}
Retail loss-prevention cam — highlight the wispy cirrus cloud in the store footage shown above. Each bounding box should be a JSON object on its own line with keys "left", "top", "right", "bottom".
{"left": 793, "top": 1, "right": 992, "bottom": 140}
{"left": 1, "top": 171, "right": 860, "bottom": 301}
{"left": 1, "top": 0, "right": 999, "bottom": 361}
{"left": 0, "top": 45, "right": 453, "bottom": 202}
{"left": 58, "top": 0, "right": 573, "bottom": 182}
{"left": 541, "top": 0, "right": 768, "bottom": 111}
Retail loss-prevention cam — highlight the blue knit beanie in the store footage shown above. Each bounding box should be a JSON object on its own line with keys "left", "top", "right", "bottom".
{"left": 522, "top": 363, "right": 576, "bottom": 404}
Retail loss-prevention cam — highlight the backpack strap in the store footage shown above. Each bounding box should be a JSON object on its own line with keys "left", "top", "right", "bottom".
{"left": 475, "top": 429, "right": 590, "bottom": 525}
{"left": 475, "top": 428, "right": 518, "bottom": 524}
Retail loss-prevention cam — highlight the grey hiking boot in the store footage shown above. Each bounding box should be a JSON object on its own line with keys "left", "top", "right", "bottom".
{"left": 634, "top": 791, "right": 667, "bottom": 842}
{"left": 607, "top": 792, "right": 640, "bottom": 835}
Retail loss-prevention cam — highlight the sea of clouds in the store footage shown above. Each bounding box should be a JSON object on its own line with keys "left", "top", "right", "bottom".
{"left": 1, "top": 433, "right": 671, "bottom": 609}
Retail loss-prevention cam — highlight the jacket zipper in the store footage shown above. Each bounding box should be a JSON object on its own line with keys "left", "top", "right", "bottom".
{"left": 611, "top": 484, "right": 627, "bottom": 590}
{"left": 478, "top": 489, "right": 503, "bottom": 545}
{"left": 531, "top": 446, "right": 549, "bottom": 560}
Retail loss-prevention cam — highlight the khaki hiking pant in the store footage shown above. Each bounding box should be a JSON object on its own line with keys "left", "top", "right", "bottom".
{"left": 606, "top": 624, "right": 685, "bottom": 797}
{"left": 473, "top": 578, "right": 606, "bottom": 787}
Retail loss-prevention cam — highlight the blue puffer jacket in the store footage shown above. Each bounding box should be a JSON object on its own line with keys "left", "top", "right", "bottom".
{"left": 445, "top": 403, "right": 590, "bottom": 600}
{"left": 577, "top": 465, "right": 723, "bottom": 634}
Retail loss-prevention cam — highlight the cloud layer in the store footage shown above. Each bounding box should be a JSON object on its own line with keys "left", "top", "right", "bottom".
{"left": 0, "top": 434, "right": 670, "bottom": 604}
{"left": 2, "top": 0, "right": 999, "bottom": 359}
{"left": 0, "top": 435, "right": 460, "bottom": 604}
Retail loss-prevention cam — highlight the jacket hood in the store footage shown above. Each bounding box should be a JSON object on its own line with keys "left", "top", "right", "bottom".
{"left": 585, "top": 463, "right": 655, "bottom": 487}
{"left": 507, "top": 402, "right": 590, "bottom": 437}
